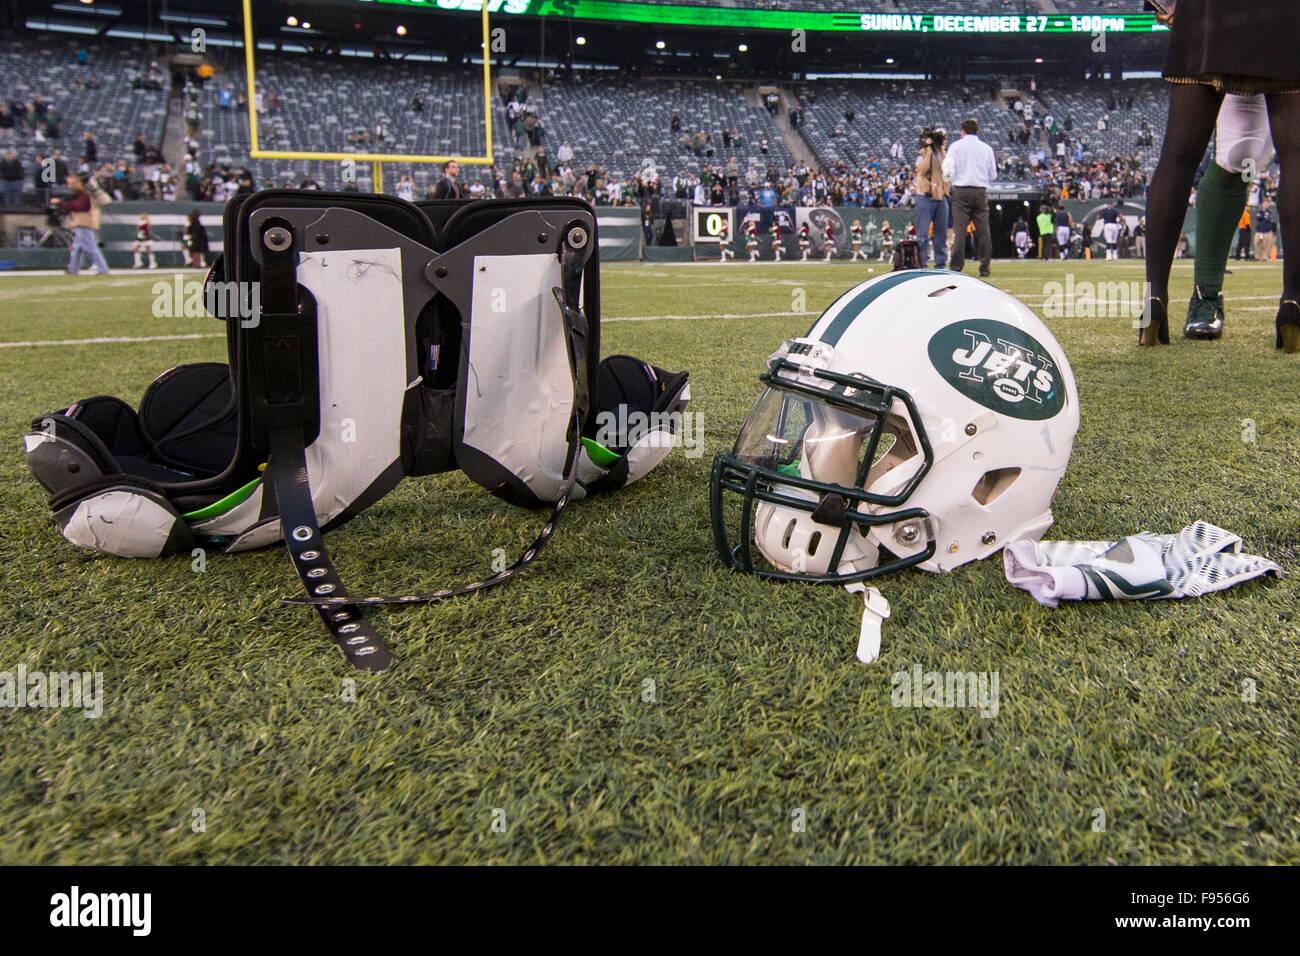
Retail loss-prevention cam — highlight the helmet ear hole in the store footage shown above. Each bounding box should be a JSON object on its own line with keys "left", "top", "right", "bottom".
{"left": 808, "top": 531, "right": 822, "bottom": 557}
{"left": 972, "top": 467, "right": 1021, "bottom": 506}
{"left": 782, "top": 519, "right": 796, "bottom": 550}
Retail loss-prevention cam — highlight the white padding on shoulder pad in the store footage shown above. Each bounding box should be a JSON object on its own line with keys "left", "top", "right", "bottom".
{"left": 576, "top": 450, "right": 607, "bottom": 486}
{"left": 62, "top": 491, "right": 178, "bottom": 558}
{"left": 225, "top": 516, "right": 285, "bottom": 553}
{"left": 623, "top": 431, "right": 678, "bottom": 485}
{"left": 463, "top": 253, "right": 573, "bottom": 502}
{"left": 296, "top": 248, "right": 407, "bottom": 527}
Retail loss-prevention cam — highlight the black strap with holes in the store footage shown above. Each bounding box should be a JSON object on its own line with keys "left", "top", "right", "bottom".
{"left": 284, "top": 284, "right": 589, "bottom": 610}
{"left": 269, "top": 423, "right": 393, "bottom": 670}
{"left": 252, "top": 217, "right": 390, "bottom": 670}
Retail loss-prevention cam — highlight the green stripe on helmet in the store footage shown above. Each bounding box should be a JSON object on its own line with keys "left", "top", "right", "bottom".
{"left": 810, "top": 269, "right": 951, "bottom": 346}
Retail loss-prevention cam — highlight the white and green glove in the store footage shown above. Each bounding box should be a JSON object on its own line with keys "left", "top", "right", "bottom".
{"left": 1004, "top": 521, "right": 1281, "bottom": 607}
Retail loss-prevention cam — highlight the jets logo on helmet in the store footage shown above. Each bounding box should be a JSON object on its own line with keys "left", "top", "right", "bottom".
{"left": 928, "top": 319, "right": 1064, "bottom": 420}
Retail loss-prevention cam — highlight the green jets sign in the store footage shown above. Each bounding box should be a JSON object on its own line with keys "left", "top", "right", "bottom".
{"left": 927, "top": 319, "right": 1064, "bottom": 421}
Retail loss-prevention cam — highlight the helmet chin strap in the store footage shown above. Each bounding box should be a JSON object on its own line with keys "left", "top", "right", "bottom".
{"left": 844, "top": 581, "right": 891, "bottom": 664}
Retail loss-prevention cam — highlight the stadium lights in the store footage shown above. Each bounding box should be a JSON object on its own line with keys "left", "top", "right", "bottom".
{"left": 738, "top": 43, "right": 748, "bottom": 52}
{"left": 1035, "top": 57, "right": 1044, "bottom": 63}
{"left": 396, "top": 25, "right": 407, "bottom": 35}
{"left": 885, "top": 57, "right": 894, "bottom": 64}
{"left": 286, "top": 16, "right": 297, "bottom": 26}
{"left": 576, "top": 36, "right": 586, "bottom": 45}
{"left": 302, "top": 21, "right": 310, "bottom": 29}
{"left": 655, "top": 40, "right": 665, "bottom": 49}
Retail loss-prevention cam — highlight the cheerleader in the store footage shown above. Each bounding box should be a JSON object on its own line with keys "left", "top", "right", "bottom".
{"left": 877, "top": 220, "right": 894, "bottom": 262}
{"left": 798, "top": 222, "right": 811, "bottom": 260}
{"left": 849, "top": 220, "right": 865, "bottom": 261}
{"left": 821, "top": 220, "right": 835, "bottom": 262}
{"left": 133, "top": 213, "right": 158, "bottom": 269}
{"left": 745, "top": 220, "right": 760, "bottom": 262}
{"left": 769, "top": 220, "right": 784, "bottom": 261}
{"left": 718, "top": 219, "right": 733, "bottom": 261}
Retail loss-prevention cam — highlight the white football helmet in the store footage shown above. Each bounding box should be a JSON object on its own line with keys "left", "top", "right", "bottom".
{"left": 711, "top": 269, "right": 1079, "bottom": 583}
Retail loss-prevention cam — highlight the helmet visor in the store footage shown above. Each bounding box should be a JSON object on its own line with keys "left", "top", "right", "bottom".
{"left": 733, "top": 387, "right": 873, "bottom": 487}
{"left": 711, "top": 377, "right": 935, "bottom": 584}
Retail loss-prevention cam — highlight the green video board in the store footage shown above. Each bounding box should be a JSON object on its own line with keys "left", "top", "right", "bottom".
{"left": 354, "top": 1, "right": 1164, "bottom": 35}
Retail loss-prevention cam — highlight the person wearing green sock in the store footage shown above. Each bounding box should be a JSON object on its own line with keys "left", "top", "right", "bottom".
{"left": 1185, "top": 94, "right": 1273, "bottom": 340}
{"left": 1137, "top": 2, "right": 1299, "bottom": 350}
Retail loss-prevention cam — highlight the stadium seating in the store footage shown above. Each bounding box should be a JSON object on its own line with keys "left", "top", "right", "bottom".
{"left": 1035, "top": 79, "right": 1167, "bottom": 158}
{"left": 203, "top": 53, "right": 494, "bottom": 192}
{"left": 199, "top": 61, "right": 792, "bottom": 191}
{"left": 794, "top": 77, "right": 1167, "bottom": 176}
{"left": 1, "top": 30, "right": 1175, "bottom": 202}
{"left": 506, "top": 74, "right": 793, "bottom": 183}
{"left": 0, "top": 38, "right": 169, "bottom": 199}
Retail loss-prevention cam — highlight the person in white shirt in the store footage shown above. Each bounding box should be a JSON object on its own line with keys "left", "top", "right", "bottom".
{"left": 557, "top": 142, "right": 573, "bottom": 164}
{"left": 941, "top": 118, "right": 998, "bottom": 276}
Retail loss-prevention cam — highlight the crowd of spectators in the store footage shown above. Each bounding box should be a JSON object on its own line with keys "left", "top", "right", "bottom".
{"left": 3, "top": 48, "right": 1280, "bottom": 217}
{"left": 1, "top": 50, "right": 172, "bottom": 209}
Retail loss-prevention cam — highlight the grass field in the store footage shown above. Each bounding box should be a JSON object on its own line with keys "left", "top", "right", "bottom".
{"left": 1, "top": 257, "right": 1298, "bottom": 865}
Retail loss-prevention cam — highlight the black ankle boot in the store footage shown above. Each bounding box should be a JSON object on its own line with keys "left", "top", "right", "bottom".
{"left": 1139, "top": 297, "right": 1169, "bottom": 346}
{"left": 1276, "top": 299, "right": 1300, "bottom": 353}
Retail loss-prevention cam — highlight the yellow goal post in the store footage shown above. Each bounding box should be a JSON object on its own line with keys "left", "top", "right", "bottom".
{"left": 239, "top": 0, "right": 495, "bottom": 190}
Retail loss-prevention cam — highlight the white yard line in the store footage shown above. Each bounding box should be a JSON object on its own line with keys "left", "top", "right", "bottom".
{"left": 0, "top": 269, "right": 208, "bottom": 279}
{"left": 606, "top": 310, "right": 817, "bottom": 322}
{"left": 0, "top": 333, "right": 222, "bottom": 349}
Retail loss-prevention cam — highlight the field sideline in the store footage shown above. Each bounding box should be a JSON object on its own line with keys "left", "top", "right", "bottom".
{"left": 1, "top": 258, "right": 1297, "bottom": 865}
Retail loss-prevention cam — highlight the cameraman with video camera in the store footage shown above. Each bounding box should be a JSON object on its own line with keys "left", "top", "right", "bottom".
{"left": 57, "top": 171, "right": 111, "bottom": 275}
{"left": 914, "top": 126, "right": 950, "bottom": 268}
